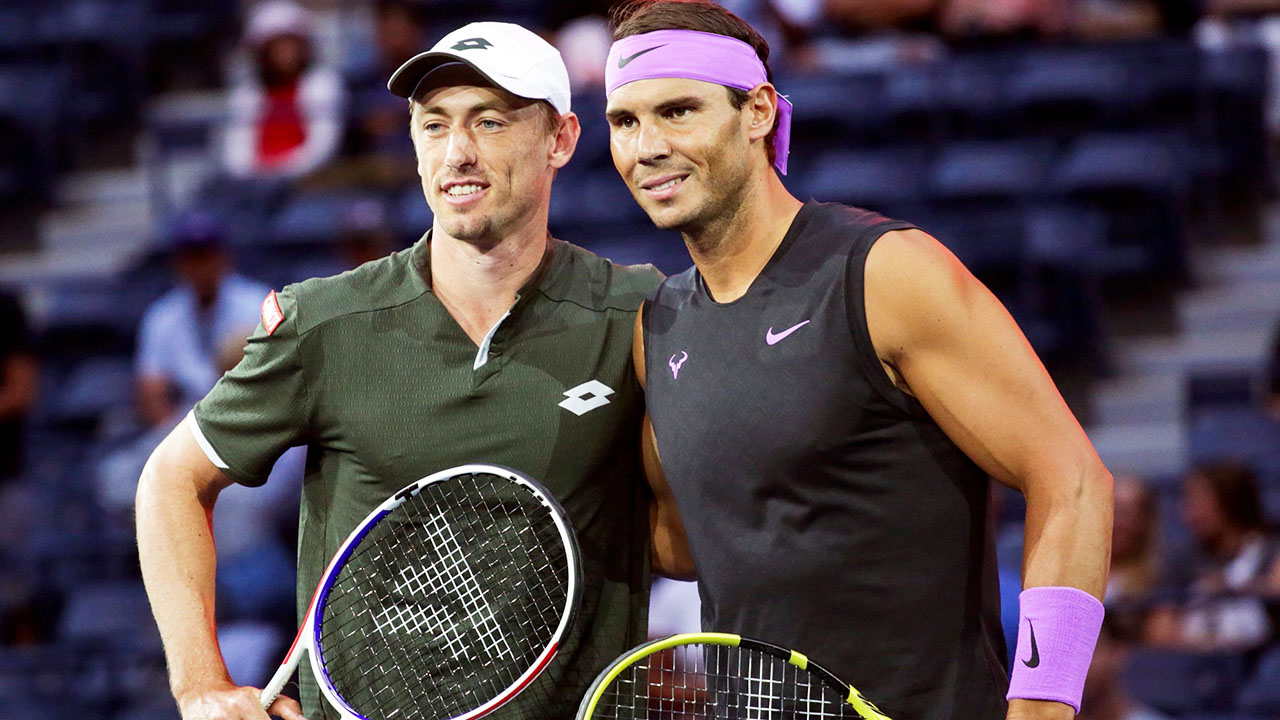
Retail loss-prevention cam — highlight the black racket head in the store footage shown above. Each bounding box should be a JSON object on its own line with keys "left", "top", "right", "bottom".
{"left": 313, "top": 465, "right": 582, "bottom": 720}
{"left": 579, "top": 634, "right": 892, "bottom": 720}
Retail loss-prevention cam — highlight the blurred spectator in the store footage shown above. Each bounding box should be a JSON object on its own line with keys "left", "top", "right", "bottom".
{"left": 1146, "top": 461, "right": 1280, "bottom": 650}
{"left": 0, "top": 289, "right": 36, "bottom": 483}
{"left": 823, "top": 0, "right": 942, "bottom": 33}
{"left": 345, "top": 0, "right": 424, "bottom": 158}
{"left": 1078, "top": 616, "right": 1171, "bottom": 720}
{"left": 559, "top": 15, "right": 613, "bottom": 90}
{"left": 1071, "top": 0, "right": 1200, "bottom": 39}
{"left": 135, "top": 213, "right": 270, "bottom": 428}
{"left": 1107, "top": 475, "right": 1164, "bottom": 604}
{"left": 820, "top": 0, "right": 1069, "bottom": 40}
{"left": 222, "top": 0, "right": 347, "bottom": 180}
{"left": 938, "top": 0, "right": 1070, "bottom": 40}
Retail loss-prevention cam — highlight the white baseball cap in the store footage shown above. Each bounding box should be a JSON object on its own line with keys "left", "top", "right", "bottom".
{"left": 388, "top": 22, "right": 572, "bottom": 114}
{"left": 245, "top": 0, "right": 313, "bottom": 47}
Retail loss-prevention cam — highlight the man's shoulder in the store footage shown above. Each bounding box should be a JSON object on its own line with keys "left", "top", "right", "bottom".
{"left": 286, "top": 246, "right": 427, "bottom": 334}
{"left": 797, "top": 200, "right": 912, "bottom": 248}
{"left": 647, "top": 265, "right": 699, "bottom": 310}
{"left": 541, "top": 239, "right": 664, "bottom": 313}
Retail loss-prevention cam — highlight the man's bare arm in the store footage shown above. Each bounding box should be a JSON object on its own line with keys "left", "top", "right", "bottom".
{"left": 866, "top": 229, "right": 1113, "bottom": 719}
{"left": 634, "top": 306, "right": 696, "bottom": 580}
{"left": 136, "top": 420, "right": 307, "bottom": 720}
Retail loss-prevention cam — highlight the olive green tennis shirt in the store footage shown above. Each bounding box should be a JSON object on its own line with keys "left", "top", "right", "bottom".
{"left": 191, "top": 235, "right": 664, "bottom": 719}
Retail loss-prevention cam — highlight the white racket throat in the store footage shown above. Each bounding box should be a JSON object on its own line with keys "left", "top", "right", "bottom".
{"left": 260, "top": 463, "right": 581, "bottom": 720}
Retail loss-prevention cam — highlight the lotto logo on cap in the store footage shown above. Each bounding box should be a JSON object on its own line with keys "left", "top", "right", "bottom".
{"left": 388, "top": 21, "right": 571, "bottom": 115}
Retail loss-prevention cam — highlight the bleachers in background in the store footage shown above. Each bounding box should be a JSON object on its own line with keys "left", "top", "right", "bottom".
{"left": 3, "top": 13, "right": 1279, "bottom": 720}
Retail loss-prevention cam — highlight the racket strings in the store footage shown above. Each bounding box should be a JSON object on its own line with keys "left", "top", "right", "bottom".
{"left": 316, "top": 473, "right": 571, "bottom": 720}
{"left": 596, "top": 644, "right": 854, "bottom": 719}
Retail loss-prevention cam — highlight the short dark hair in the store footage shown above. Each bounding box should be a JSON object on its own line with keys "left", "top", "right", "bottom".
{"left": 611, "top": 0, "right": 778, "bottom": 167}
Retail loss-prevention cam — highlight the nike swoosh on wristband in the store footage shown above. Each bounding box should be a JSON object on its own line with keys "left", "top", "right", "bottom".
{"left": 765, "top": 320, "right": 810, "bottom": 345}
{"left": 618, "top": 45, "right": 666, "bottom": 68}
{"left": 1022, "top": 619, "right": 1040, "bottom": 668}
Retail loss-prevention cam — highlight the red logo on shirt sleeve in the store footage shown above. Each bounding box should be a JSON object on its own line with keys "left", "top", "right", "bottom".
{"left": 261, "top": 290, "right": 284, "bottom": 335}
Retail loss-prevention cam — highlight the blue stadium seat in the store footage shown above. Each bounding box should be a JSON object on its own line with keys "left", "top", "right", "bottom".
{"left": 45, "top": 356, "right": 134, "bottom": 425}
{"left": 557, "top": 223, "right": 689, "bottom": 277}
{"left": 0, "top": 6, "right": 50, "bottom": 57}
{"left": 881, "top": 63, "right": 943, "bottom": 145}
{"left": 1202, "top": 46, "right": 1270, "bottom": 194}
{"left": 1237, "top": 645, "right": 1280, "bottom": 713}
{"left": 396, "top": 185, "right": 434, "bottom": 237}
{"left": 929, "top": 139, "right": 1055, "bottom": 203}
{"left": 1006, "top": 47, "right": 1134, "bottom": 134}
{"left": 798, "top": 147, "right": 928, "bottom": 210}
{"left": 268, "top": 190, "right": 360, "bottom": 246}
{"left": 1124, "top": 649, "right": 1245, "bottom": 713}
{"left": 1187, "top": 407, "right": 1280, "bottom": 488}
{"left": 549, "top": 168, "right": 646, "bottom": 228}
{"left": 58, "top": 581, "right": 161, "bottom": 651}
{"left": 1051, "top": 131, "right": 1193, "bottom": 277}
{"left": 1053, "top": 132, "right": 1191, "bottom": 198}
{"left": 114, "top": 701, "right": 181, "bottom": 720}
{"left": 783, "top": 71, "right": 889, "bottom": 144}
{"left": 936, "top": 52, "right": 1013, "bottom": 139}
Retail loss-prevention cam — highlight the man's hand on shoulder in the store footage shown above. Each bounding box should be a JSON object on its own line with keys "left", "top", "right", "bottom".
{"left": 178, "top": 682, "right": 308, "bottom": 720}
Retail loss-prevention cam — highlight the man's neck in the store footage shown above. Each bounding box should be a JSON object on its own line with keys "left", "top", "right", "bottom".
{"left": 428, "top": 222, "right": 549, "bottom": 345}
{"left": 684, "top": 170, "right": 802, "bottom": 303}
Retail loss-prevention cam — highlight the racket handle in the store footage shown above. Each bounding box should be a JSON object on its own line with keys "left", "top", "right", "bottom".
{"left": 261, "top": 633, "right": 304, "bottom": 710}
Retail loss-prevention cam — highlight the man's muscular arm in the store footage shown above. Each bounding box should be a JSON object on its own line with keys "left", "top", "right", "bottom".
{"left": 634, "top": 306, "right": 696, "bottom": 580}
{"left": 865, "top": 229, "right": 1113, "bottom": 720}
{"left": 136, "top": 421, "right": 307, "bottom": 720}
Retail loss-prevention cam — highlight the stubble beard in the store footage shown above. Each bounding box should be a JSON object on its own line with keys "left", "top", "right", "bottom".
{"left": 667, "top": 167, "right": 751, "bottom": 258}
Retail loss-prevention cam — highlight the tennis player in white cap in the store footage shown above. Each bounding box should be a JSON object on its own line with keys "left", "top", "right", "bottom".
{"left": 138, "top": 21, "right": 665, "bottom": 720}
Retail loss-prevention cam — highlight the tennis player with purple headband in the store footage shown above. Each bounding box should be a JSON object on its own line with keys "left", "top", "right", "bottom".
{"left": 604, "top": 2, "right": 1113, "bottom": 719}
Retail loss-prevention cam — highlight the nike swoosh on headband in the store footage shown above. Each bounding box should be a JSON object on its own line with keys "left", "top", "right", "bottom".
{"left": 618, "top": 45, "right": 666, "bottom": 69}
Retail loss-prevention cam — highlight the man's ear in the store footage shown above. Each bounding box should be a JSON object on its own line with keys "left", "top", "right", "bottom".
{"left": 549, "top": 111, "right": 581, "bottom": 170}
{"left": 745, "top": 83, "right": 778, "bottom": 143}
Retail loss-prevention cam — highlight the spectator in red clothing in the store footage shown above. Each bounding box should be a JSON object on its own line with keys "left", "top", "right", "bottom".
{"left": 222, "top": 0, "right": 346, "bottom": 179}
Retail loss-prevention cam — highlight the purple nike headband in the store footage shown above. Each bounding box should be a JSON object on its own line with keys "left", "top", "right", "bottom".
{"left": 605, "top": 29, "right": 793, "bottom": 175}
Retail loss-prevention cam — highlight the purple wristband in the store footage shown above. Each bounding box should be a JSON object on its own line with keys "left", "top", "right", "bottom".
{"left": 1006, "top": 586, "right": 1105, "bottom": 713}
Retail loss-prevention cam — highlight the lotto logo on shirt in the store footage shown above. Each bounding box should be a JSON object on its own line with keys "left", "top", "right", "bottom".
{"left": 261, "top": 290, "right": 284, "bottom": 335}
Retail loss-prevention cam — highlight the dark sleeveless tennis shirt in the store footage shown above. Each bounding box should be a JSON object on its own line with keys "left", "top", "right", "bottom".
{"left": 643, "top": 201, "right": 1009, "bottom": 719}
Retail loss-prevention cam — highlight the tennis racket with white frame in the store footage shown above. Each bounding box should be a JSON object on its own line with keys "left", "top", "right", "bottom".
{"left": 576, "top": 632, "right": 893, "bottom": 720}
{"left": 260, "top": 463, "right": 582, "bottom": 720}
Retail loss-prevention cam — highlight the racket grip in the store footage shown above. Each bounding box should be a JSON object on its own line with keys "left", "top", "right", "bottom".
{"left": 261, "top": 638, "right": 303, "bottom": 710}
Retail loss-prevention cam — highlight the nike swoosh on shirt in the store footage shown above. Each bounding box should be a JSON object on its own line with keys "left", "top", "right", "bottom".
{"left": 618, "top": 45, "right": 666, "bottom": 68}
{"left": 765, "top": 320, "right": 810, "bottom": 345}
{"left": 1022, "top": 619, "right": 1040, "bottom": 668}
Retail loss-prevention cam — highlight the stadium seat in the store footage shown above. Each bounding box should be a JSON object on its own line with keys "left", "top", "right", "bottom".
{"left": 268, "top": 189, "right": 359, "bottom": 246}
{"left": 58, "top": 581, "right": 161, "bottom": 651}
{"left": 783, "top": 71, "right": 889, "bottom": 145}
{"left": 1187, "top": 407, "right": 1280, "bottom": 488}
{"left": 1124, "top": 649, "right": 1245, "bottom": 713}
{"left": 798, "top": 147, "right": 928, "bottom": 210}
{"left": 1006, "top": 46, "right": 1134, "bottom": 136}
{"left": 1237, "top": 644, "right": 1280, "bottom": 713}
{"left": 1051, "top": 131, "right": 1193, "bottom": 277}
{"left": 929, "top": 139, "right": 1055, "bottom": 203}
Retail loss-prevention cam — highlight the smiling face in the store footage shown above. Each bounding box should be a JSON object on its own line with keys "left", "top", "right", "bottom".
{"left": 606, "top": 77, "right": 757, "bottom": 236}
{"left": 410, "top": 81, "right": 569, "bottom": 245}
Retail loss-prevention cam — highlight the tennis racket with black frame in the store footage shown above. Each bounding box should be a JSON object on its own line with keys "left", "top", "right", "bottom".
{"left": 260, "top": 463, "right": 582, "bottom": 720}
{"left": 577, "top": 632, "right": 893, "bottom": 720}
